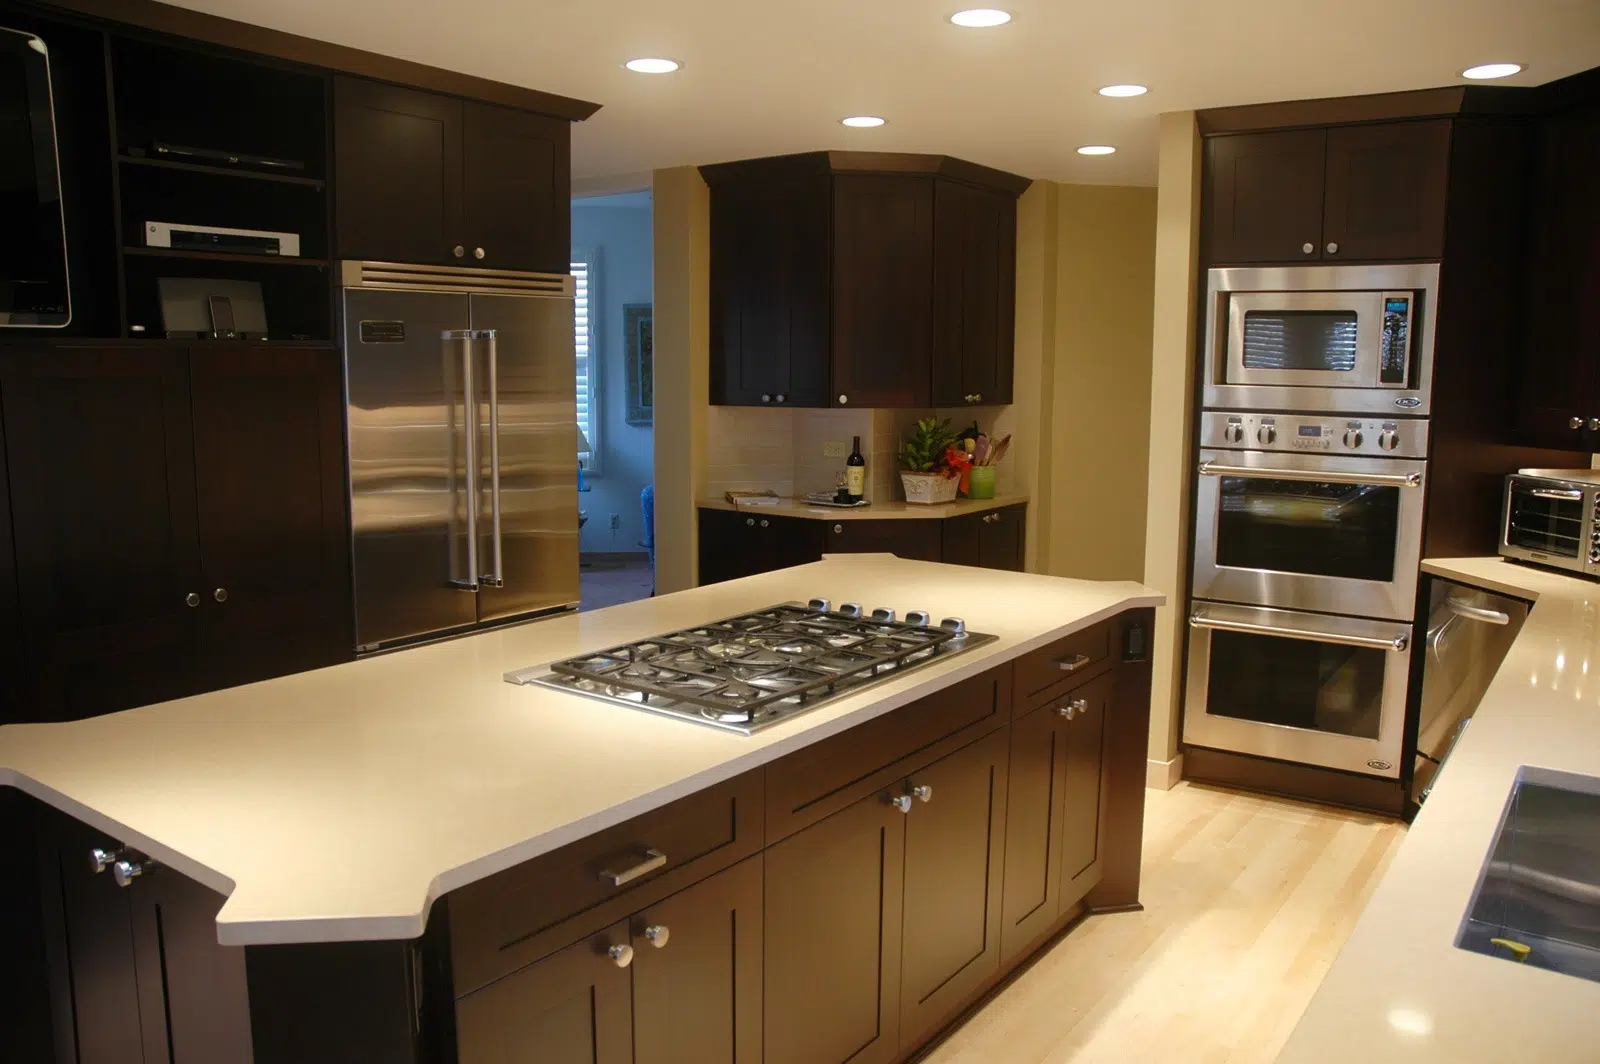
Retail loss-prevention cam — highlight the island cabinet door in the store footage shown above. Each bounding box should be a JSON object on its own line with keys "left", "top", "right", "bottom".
{"left": 898, "top": 727, "right": 1009, "bottom": 1046}
{"left": 1059, "top": 671, "right": 1115, "bottom": 910}
{"left": 631, "top": 855, "right": 764, "bottom": 1064}
{"left": 456, "top": 921, "right": 635, "bottom": 1064}
{"left": 764, "top": 788, "right": 907, "bottom": 1064}
{"left": 999, "top": 701, "right": 1068, "bottom": 962}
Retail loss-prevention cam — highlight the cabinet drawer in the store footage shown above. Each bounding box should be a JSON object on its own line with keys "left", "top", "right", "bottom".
{"left": 449, "top": 770, "right": 764, "bottom": 996}
{"left": 1014, "top": 619, "right": 1115, "bottom": 714}
{"left": 765, "top": 666, "right": 1011, "bottom": 842}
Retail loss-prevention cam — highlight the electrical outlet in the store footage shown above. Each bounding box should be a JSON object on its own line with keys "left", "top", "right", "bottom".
{"left": 822, "top": 441, "right": 849, "bottom": 458}
{"left": 609, "top": 513, "right": 621, "bottom": 530}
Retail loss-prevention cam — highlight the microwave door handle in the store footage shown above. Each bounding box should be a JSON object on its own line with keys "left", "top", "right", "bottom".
{"left": 481, "top": 330, "right": 504, "bottom": 588}
{"left": 1189, "top": 612, "right": 1410, "bottom": 652}
{"left": 1527, "top": 487, "right": 1584, "bottom": 501}
{"left": 1197, "top": 461, "right": 1422, "bottom": 489}
{"left": 446, "top": 329, "right": 479, "bottom": 591}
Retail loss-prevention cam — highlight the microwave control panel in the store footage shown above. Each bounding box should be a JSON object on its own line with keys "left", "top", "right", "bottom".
{"left": 1200, "top": 411, "right": 1428, "bottom": 460}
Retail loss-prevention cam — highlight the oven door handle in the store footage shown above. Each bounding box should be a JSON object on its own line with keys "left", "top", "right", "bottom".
{"left": 1197, "top": 461, "right": 1421, "bottom": 488}
{"left": 1189, "top": 612, "right": 1410, "bottom": 652}
{"left": 1527, "top": 487, "right": 1584, "bottom": 501}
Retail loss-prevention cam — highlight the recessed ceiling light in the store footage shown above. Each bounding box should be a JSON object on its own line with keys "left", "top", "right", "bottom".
{"left": 841, "top": 116, "right": 886, "bottom": 128}
{"left": 1077, "top": 145, "right": 1116, "bottom": 156}
{"left": 1098, "top": 84, "right": 1148, "bottom": 98}
{"left": 949, "top": 8, "right": 1012, "bottom": 27}
{"left": 1461, "top": 62, "right": 1522, "bottom": 80}
{"left": 624, "top": 57, "right": 680, "bottom": 74}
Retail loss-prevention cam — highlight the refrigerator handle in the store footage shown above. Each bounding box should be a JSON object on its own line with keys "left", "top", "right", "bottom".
{"left": 482, "top": 330, "right": 504, "bottom": 588}
{"left": 446, "top": 329, "right": 480, "bottom": 591}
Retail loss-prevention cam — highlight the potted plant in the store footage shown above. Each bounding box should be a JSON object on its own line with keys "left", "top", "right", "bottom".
{"left": 899, "top": 418, "right": 962, "bottom": 504}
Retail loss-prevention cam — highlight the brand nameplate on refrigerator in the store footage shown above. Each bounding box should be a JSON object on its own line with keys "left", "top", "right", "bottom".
{"left": 359, "top": 320, "right": 405, "bottom": 343}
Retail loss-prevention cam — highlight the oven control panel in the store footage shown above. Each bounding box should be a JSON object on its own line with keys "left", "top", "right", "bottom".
{"left": 1199, "top": 411, "right": 1429, "bottom": 459}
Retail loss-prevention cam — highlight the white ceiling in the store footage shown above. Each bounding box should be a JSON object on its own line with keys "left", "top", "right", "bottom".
{"left": 171, "top": 0, "right": 1600, "bottom": 187}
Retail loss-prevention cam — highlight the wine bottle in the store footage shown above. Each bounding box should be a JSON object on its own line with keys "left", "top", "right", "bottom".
{"left": 846, "top": 435, "right": 866, "bottom": 501}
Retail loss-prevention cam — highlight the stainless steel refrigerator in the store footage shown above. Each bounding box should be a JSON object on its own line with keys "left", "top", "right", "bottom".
{"left": 340, "top": 261, "right": 579, "bottom": 652}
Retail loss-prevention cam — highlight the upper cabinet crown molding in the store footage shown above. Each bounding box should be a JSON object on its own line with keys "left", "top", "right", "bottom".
{"left": 41, "top": 0, "right": 602, "bottom": 120}
{"left": 700, "top": 151, "right": 1032, "bottom": 197}
{"left": 1196, "top": 84, "right": 1537, "bottom": 135}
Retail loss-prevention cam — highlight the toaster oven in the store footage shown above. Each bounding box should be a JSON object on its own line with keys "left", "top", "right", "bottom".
{"left": 1500, "top": 470, "right": 1600, "bottom": 577}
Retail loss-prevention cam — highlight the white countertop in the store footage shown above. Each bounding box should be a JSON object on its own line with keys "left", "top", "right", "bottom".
{"left": 697, "top": 494, "right": 1029, "bottom": 521}
{"left": 0, "top": 555, "right": 1157, "bottom": 947}
{"left": 1277, "top": 557, "right": 1600, "bottom": 1064}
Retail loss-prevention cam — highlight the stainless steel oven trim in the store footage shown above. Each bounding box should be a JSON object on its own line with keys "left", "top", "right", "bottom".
{"left": 1192, "top": 448, "right": 1428, "bottom": 620}
{"left": 1183, "top": 601, "right": 1410, "bottom": 778}
{"left": 1498, "top": 474, "right": 1600, "bottom": 577}
{"left": 1203, "top": 263, "right": 1440, "bottom": 416}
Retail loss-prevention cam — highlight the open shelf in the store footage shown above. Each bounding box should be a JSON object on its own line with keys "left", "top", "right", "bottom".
{"left": 117, "top": 155, "right": 327, "bottom": 189}
{"left": 123, "top": 247, "right": 330, "bottom": 268}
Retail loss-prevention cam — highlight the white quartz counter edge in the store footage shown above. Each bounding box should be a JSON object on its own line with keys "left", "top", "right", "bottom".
{"left": 0, "top": 556, "right": 1158, "bottom": 946}
{"left": 1275, "top": 557, "right": 1600, "bottom": 1064}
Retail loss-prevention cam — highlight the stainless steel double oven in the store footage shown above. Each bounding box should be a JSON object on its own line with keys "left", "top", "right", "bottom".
{"left": 1184, "top": 264, "right": 1438, "bottom": 779}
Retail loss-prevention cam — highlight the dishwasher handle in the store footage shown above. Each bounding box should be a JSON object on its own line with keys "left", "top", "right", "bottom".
{"left": 1445, "top": 597, "right": 1511, "bottom": 625}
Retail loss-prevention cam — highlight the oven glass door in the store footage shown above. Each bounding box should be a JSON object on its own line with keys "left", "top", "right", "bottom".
{"left": 1192, "top": 449, "right": 1426, "bottom": 620}
{"left": 1183, "top": 602, "right": 1411, "bottom": 777}
{"left": 1226, "top": 292, "right": 1387, "bottom": 388}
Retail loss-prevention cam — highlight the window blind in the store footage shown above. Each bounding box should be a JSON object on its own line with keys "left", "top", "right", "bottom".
{"left": 572, "top": 259, "right": 599, "bottom": 472}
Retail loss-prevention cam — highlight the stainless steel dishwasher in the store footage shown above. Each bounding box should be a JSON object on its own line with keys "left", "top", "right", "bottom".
{"left": 1411, "top": 579, "right": 1531, "bottom": 805}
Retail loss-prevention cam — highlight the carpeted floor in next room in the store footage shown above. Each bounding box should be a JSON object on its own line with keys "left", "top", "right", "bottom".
{"left": 579, "top": 555, "right": 656, "bottom": 612}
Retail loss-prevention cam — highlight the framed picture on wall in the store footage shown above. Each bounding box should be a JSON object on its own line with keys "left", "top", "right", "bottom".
{"left": 624, "top": 302, "right": 653, "bottom": 426}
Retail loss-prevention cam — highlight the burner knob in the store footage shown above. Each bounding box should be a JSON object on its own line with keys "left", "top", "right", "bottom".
{"left": 1223, "top": 422, "right": 1244, "bottom": 444}
{"left": 808, "top": 598, "right": 832, "bottom": 613}
{"left": 838, "top": 603, "right": 864, "bottom": 619}
{"left": 939, "top": 617, "right": 967, "bottom": 636}
{"left": 870, "top": 607, "right": 896, "bottom": 624}
{"left": 1257, "top": 424, "right": 1276, "bottom": 445}
{"left": 905, "top": 610, "right": 932, "bottom": 627}
{"left": 1344, "top": 428, "right": 1364, "bottom": 449}
{"left": 1378, "top": 429, "right": 1399, "bottom": 452}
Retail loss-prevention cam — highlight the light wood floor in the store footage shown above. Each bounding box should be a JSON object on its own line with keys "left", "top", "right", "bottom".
{"left": 924, "top": 781, "right": 1407, "bottom": 1064}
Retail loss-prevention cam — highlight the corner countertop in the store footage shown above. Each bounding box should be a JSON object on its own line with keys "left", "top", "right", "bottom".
{"left": 1276, "top": 557, "right": 1600, "bottom": 1064}
{"left": 697, "top": 494, "right": 1029, "bottom": 521}
{"left": 0, "top": 555, "right": 1155, "bottom": 947}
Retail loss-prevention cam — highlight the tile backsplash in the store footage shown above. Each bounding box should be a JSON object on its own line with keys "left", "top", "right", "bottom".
{"left": 707, "top": 406, "right": 1015, "bottom": 501}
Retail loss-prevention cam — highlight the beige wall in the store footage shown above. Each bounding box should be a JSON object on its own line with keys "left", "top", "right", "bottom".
{"left": 651, "top": 166, "right": 711, "bottom": 594}
{"left": 1140, "top": 112, "right": 1204, "bottom": 780}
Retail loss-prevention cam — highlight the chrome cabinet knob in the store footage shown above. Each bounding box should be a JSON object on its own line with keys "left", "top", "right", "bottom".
{"left": 912, "top": 784, "right": 933, "bottom": 803}
{"left": 213, "top": 587, "right": 228, "bottom": 603}
{"left": 775, "top": 393, "right": 786, "bottom": 403}
{"left": 608, "top": 943, "right": 635, "bottom": 968}
{"left": 453, "top": 245, "right": 465, "bottom": 258}
{"left": 972, "top": 394, "right": 982, "bottom": 403}
{"left": 1057, "top": 704, "right": 1075, "bottom": 719}
{"left": 746, "top": 518, "right": 755, "bottom": 527}
{"left": 833, "top": 524, "right": 843, "bottom": 534}
{"left": 112, "top": 858, "right": 150, "bottom": 888}
{"left": 643, "top": 924, "right": 670, "bottom": 948}
{"left": 1058, "top": 696, "right": 1088, "bottom": 720}
{"left": 185, "top": 592, "right": 201, "bottom": 608}
{"left": 89, "top": 847, "right": 122, "bottom": 874}
{"left": 1571, "top": 416, "right": 1586, "bottom": 430}
{"left": 838, "top": 394, "right": 849, "bottom": 404}
{"left": 761, "top": 394, "right": 772, "bottom": 403}
{"left": 1589, "top": 418, "right": 1600, "bottom": 432}
{"left": 759, "top": 519, "right": 770, "bottom": 528}
{"left": 891, "top": 794, "right": 913, "bottom": 814}
{"left": 1302, "top": 242, "right": 1315, "bottom": 255}
{"left": 1326, "top": 241, "right": 1339, "bottom": 255}
{"left": 474, "top": 247, "right": 486, "bottom": 260}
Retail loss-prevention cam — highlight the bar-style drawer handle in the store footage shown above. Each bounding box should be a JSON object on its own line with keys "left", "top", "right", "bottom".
{"left": 1055, "top": 653, "right": 1092, "bottom": 673}
{"left": 598, "top": 848, "right": 666, "bottom": 887}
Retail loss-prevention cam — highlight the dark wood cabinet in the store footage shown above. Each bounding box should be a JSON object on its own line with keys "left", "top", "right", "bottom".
{"left": 823, "top": 519, "right": 942, "bottom": 561}
{"left": 709, "top": 176, "right": 831, "bottom": 407}
{"left": 899, "top": 728, "right": 1008, "bottom": 1045}
{"left": 697, "top": 509, "right": 824, "bottom": 585}
{"left": 932, "top": 181, "right": 1016, "bottom": 407}
{"left": 1, "top": 345, "right": 353, "bottom": 722}
{"left": 941, "top": 505, "right": 1025, "bottom": 572}
{"left": 1059, "top": 671, "right": 1114, "bottom": 909}
{"left": 1205, "top": 121, "right": 1451, "bottom": 265}
{"left": 335, "top": 77, "right": 570, "bottom": 272}
{"left": 1515, "top": 97, "right": 1600, "bottom": 448}
{"left": 456, "top": 923, "right": 634, "bottom": 1064}
{"left": 0, "top": 377, "right": 26, "bottom": 709}
{"left": 832, "top": 175, "right": 935, "bottom": 408}
{"left": 703, "top": 153, "right": 1028, "bottom": 410}
{"left": 765, "top": 788, "right": 906, "bottom": 1064}
{"left": 632, "top": 856, "right": 764, "bottom": 1064}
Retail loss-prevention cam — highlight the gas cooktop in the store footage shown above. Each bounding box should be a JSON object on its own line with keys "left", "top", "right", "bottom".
{"left": 506, "top": 600, "right": 997, "bottom": 734}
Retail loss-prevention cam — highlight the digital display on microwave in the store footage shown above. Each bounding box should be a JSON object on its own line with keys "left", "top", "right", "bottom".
{"left": 1298, "top": 425, "right": 1323, "bottom": 437}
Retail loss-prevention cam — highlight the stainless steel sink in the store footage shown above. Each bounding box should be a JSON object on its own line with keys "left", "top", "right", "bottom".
{"left": 1456, "top": 767, "right": 1600, "bottom": 982}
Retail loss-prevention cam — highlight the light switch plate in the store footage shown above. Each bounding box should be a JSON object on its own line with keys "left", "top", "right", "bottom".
{"left": 822, "top": 441, "right": 849, "bottom": 458}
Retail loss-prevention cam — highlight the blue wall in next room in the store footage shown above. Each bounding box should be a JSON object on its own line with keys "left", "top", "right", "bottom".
{"left": 572, "top": 192, "right": 654, "bottom": 556}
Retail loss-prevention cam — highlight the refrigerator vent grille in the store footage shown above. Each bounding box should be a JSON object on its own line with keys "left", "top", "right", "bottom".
{"left": 340, "top": 261, "right": 575, "bottom": 297}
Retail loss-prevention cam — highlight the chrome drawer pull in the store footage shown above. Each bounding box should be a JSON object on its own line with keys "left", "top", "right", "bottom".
{"left": 1055, "top": 653, "right": 1092, "bottom": 673}
{"left": 599, "top": 848, "right": 666, "bottom": 887}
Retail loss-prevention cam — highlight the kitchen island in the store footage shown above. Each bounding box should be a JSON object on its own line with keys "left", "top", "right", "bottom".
{"left": 2, "top": 554, "right": 1160, "bottom": 1064}
{"left": 1276, "top": 557, "right": 1600, "bottom": 1064}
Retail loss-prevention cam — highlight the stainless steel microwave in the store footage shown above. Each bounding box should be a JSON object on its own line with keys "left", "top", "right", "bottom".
{"left": 1500, "top": 470, "right": 1600, "bottom": 577}
{"left": 1202, "top": 263, "right": 1438, "bottom": 416}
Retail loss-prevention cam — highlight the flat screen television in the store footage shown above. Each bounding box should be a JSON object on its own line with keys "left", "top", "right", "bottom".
{"left": 0, "top": 25, "right": 69, "bottom": 327}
